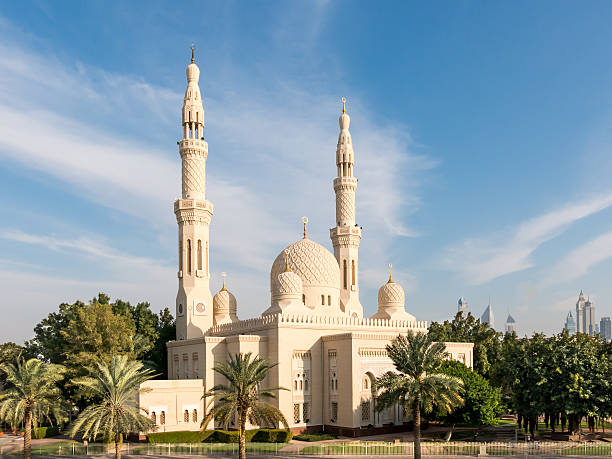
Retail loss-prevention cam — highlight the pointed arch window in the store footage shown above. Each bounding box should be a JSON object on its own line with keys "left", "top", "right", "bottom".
{"left": 206, "top": 241, "right": 209, "bottom": 276}
{"left": 352, "top": 260, "right": 356, "bottom": 286}
{"left": 179, "top": 239, "right": 183, "bottom": 272}
{"left": 321, "top": 295, "right": 325, "bottom": 306}
{"left": 343, "top": 260, "right": 348, "bottom": 289}
{"left": 197, "top": 240, "right": 203, "bottom": 271}
{"left": 187, "top": 240, "right": 192, "bottom": 274}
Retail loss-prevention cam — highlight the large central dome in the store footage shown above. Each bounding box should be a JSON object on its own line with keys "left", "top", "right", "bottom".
{"left": 270, "top": 238, "right": 341, "bottom": 312}
{"left": 270, "top": 239, "right": 340, "bottom": 289}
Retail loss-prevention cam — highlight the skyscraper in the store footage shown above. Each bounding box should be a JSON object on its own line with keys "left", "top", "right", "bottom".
{"left": 458, "top": 297, "right": 468, "bottom": 314}
{"left": 601, "top": 317, "right": 611, "bottom": 341}
{"left": 481, "top": 301, "right": 494, "bottom": 329}
{"left": 564, "top": 311, "right": 576, "bottom": 335}
{"left": 575, "top": 291, "right": 596, "bottom": 335}
{"left": 505, "top": 314, "right": 516, "bottom": 333}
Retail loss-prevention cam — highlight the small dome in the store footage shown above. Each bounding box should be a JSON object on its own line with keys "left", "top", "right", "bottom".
{"left": 186, "top": 63, "right": 200, "bottom": 83}
{"left": 378, "top": 280, "right": 405, "bottom": 306}
{"left": 270, "top": 238, "right": 339, "bottom": 291}
{"left": 274, "top": 270, "right": 303, "bottom": 296}
{"left": 213, "top": 286, "right": 236, "bottom": 315}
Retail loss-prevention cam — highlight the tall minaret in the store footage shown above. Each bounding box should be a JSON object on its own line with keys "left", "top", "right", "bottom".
{"left": 330, "top": 98, "right": 363, "bottom": 318}
{"left": 175, "top": 45, "right": 214, "bottom": 340}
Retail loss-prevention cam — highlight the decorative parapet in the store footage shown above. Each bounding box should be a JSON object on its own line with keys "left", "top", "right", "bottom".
{"left": 207, "top": 312, "right": 427, "bottom": 337}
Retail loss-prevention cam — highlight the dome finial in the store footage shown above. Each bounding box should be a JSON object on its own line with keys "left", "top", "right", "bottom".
{"left": 302, "top": 216, "right": 309, "bottom": 239}
{"left": 221, "top": 271, "right": 227, "bottom": 291}
{"left": 342, "top": 97, "right": 346, "bottom": 114}
{"left": 190, "top": 43, "right": 196, "bottom": 64}
{"left": 388, "top": 263, "right": 394, "bottom": 283}
{"left": 284, "top": 249, "right": 291, "bottom": 272}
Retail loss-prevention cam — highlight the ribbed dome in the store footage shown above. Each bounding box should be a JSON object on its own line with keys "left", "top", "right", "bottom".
{"left": 186, "top": 63, "right": 200, "bottom": 82}
{"left": 378, "top": 281, "right": 405, "bottom": 306}
{"left": 274, "top": 270, "right": 303, "bottom": 295}
{"left": 213, "top": 288, "right": 236, "bottom": 315}
{"left": 270, "top": 239, "right": 340, "bottom": 291}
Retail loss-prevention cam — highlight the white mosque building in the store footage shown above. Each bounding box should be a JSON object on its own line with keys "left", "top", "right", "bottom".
{"left": 139, "top": 50, "right": 473, "bottom": 437}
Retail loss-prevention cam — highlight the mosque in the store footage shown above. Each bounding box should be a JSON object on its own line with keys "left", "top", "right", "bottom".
{"left": 139, "top": 50, "right": 473, "bottom": 436}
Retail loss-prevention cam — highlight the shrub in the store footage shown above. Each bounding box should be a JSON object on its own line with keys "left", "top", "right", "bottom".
{"left": 147, "top": 430, "right": 215, "bottom": 444}
{"left": 251, "top": 429, "right": 292, "bottom": 443}
{"left": 146, "top": 429, "right": 291, "bottom": 444}
{"left": 33, "top": 426, "right": 60, "bottom": 439}
{"left": 294, "top": 433, "right": 336, "bottom": 442}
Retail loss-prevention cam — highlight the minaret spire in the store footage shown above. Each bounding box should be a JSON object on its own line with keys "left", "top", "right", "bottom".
{"left": 174, "top": 48, "right": 214, "bottom": 340}
{"left": 330, "top": 97, "right": 363, "bottom": 318}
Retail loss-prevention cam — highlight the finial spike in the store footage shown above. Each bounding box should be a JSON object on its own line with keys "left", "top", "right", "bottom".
{"left": 388, "top": 263, "right": 393, "bottom": 283}
{"left": 342, "top": 97, "right": 346, "bottom": 114}
{"left": 190, "top": 43, "right": 196, "bottom": 64}
{"left": 302, "top": 216, "right": 309, "bottom": 239}
{"left": 284, "top": 249, "right": 291, "bottom": 272}
{"left": 221, "top": 271, "right": 227, "bottom": 291}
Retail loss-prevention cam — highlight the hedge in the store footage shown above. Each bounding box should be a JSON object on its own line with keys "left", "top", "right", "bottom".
{"left": 147, "top": 430, "right": 215, "bottom": 444}
{"left": 33, "top": 427, "right": 60, "bottom": 439}
{"left": 147, "top": 429, "right": 291, "bottom": 444}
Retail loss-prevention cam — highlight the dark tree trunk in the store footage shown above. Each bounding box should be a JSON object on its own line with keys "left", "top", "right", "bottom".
{"left": 239, "top": 409, "right": 247, "bottom": 459}
{"left": 114, "top": 432, "right": 122, "bottom": 459}
{"left": 529, "top": 417, "right": 536, "bottom": 437}
{"left": 561, "top": 413, "right": 567, "bottom": 432}
{"left": 24, "top": 407, "right": 32, "bottom": 459}
{"left": 413, "top": 399, "right": 421, "bottom": 459}
{"left": 517, "top": 414, "right": 523, "bottom": 430}
{"left": 544, "top": 413, "right": 549, "bottom": 429}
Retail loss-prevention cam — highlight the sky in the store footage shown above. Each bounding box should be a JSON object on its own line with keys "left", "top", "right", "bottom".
{"left": 2, "top": 1, "right": 612, "bottom": 343}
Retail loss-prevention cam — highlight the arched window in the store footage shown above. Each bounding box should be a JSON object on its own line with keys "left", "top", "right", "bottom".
{"left": 179, "top": 240, "right": 183, "bottom": 272}
{"left": 343, "top": 260, "right": 348, "bottom": 289}
{"left": 299, "top": 380, "right": 303, "bottom": 390}
{"left": 192, "top": 409, "right": 198, "bottom": 423}
{"left": 294, "top": 380, "right": 297, "bottom": 390}
{"left": 352, "top": 260, "right": 356, "bottom": 285}
{"left": 151, "top": 412, "right": 156, "bottom": 425}
{"left": 187, "top": 240, "right": 192, "bottom": 274}
{"left": 302, "top": 294, "right": 306, "bottom": 304}
{"left": 328, "top": 295, "right": 331, "bottom": 306}
{"left": 160, "top": 411, "right": 166, "bottom": 425}
{"left": 184, "top": 410, "right": 189, "bottom": 422}
{"left": 321, "top": 295, "right": 325, "bottom": 305}
{"left": 304, "top": 379, "right": 308, "bottom": 391}
{"left": 206, "top": 241, "right": 209, "bottom": 275}
{"left": 197, "top": 240, "right": 202, "bottom": 271}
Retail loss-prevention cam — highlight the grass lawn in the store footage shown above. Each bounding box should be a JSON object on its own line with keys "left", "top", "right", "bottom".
{"left": 136, "top": 442, "right": 286, "bottom": 454}
{"left": 294, "top": 433, "right": 338, "bottom": 442}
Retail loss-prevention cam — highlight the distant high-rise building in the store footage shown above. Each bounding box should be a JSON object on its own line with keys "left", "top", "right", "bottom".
{"left": 481, "top": 301, "right": 494, "bottom": 329}
{"left": 575, "top": 291, "right": 596, "bottom": 335}
{"left": 564, "top": 311, "right": 576, "bottom": 335}
{"left": 601, "top": 317, "right": 611, "bottom": 341}
{"left": 458, "top": 297, "right": 468, "bottom": 314}
{"left": 505, "top": 314, "right": 516, "bottom": 333}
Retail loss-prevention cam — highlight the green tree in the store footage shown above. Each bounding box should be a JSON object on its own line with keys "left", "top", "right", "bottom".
{"left": 69, "top": 355, "right": 155, "bottom": 459}
{"left": 0, "top": 357, "right": 66, "bottom": 459}
{"left": 436, "top": 360, "right": 502, "bottom": 426}
{"left": 201, "top": 353, "right": 288, "bottom": 459}
{"left": 428, "top": 312, "right": 502, "bottom": 379}
{"left": 0, "top": 343, "right": 29, "bottom": 389}
{"left": 374, "top": 332, "right": 463, "bottom": 459}
{"left": 27, "top": 294, "right": 175, "bottom": 381}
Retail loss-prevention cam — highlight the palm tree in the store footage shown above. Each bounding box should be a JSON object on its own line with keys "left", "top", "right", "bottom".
{"left": 374, "top": 332, "right": 464, "bottom": 459}
{"left": 0, "top": 357, "right": 66, "bottom": 459}
{"left": 201, "top": 353, "right": 288, "bottom": 459}
{"left": 69, "top": 355, "right": 155, "bottom": 459}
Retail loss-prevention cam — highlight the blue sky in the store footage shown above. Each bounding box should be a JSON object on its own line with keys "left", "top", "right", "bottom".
{"left": 2, "top": 1, "right": 612, "bottom": 342}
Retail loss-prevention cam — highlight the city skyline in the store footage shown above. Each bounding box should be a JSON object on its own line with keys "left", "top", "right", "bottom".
{"left": 3, "top": 2, "right": 612, "bottom": 342}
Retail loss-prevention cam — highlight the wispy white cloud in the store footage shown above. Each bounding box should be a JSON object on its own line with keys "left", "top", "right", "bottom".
{"left": 544, "top": 229, "right": 612, "bottom": 285}
{"left": 442, "top": 194, "right": 612, "bottom": 284}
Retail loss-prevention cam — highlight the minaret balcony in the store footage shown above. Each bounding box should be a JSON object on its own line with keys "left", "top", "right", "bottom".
{"left": 174, "top": 198, "right": 213, "bottom": 212}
